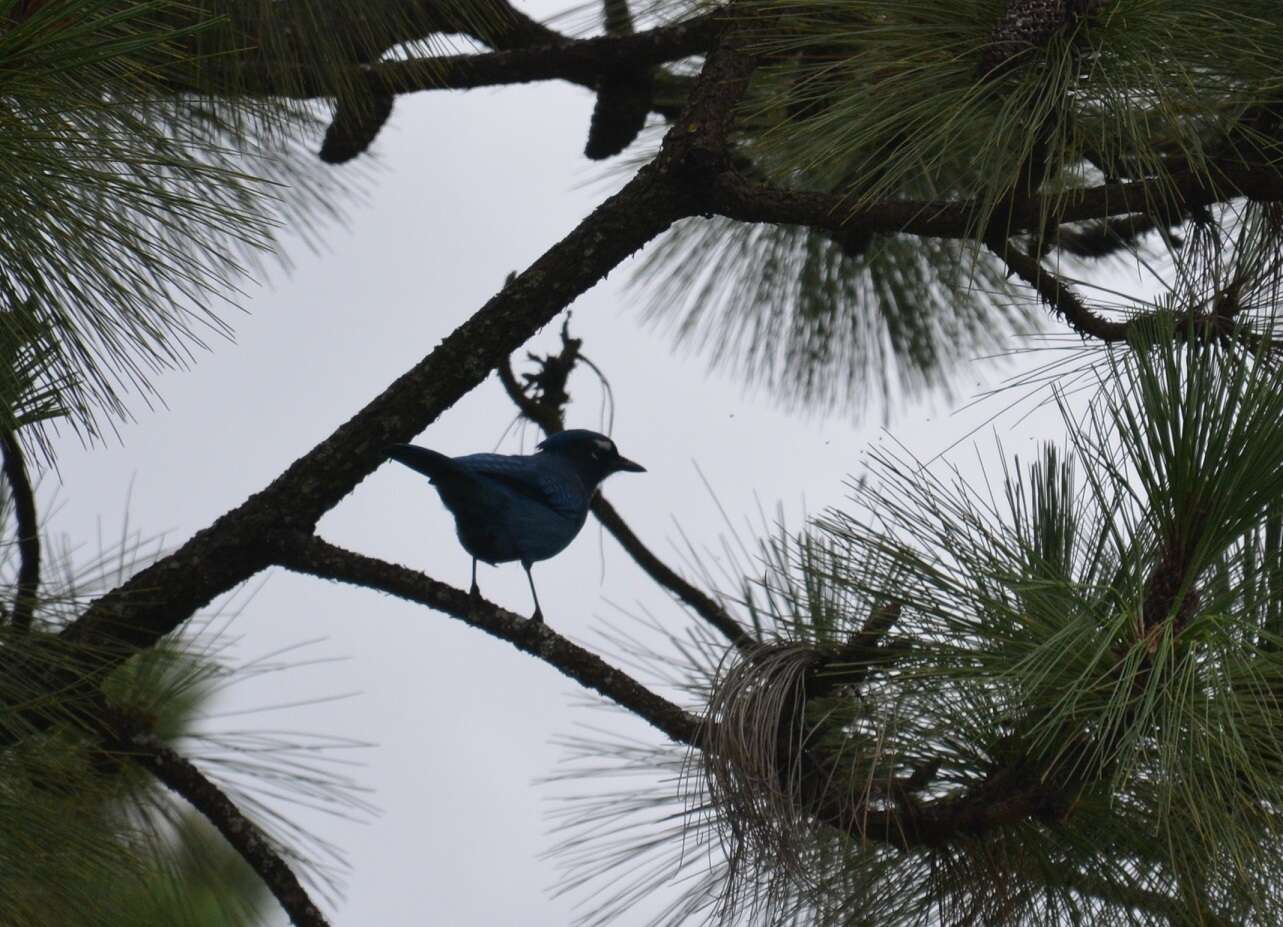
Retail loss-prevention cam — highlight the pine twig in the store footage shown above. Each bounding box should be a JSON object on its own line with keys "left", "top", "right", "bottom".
{"left": 807, "top": 600, "right": 905, "bottom": 696}
{"left": 314, "top": 0, "right": 581, "bottom": 163}
{"left": 123, "top": 732, "right": 331, "bottom": 927}
{"left": 589, "top": 498, "right": 757, "bottom": 652}
{"left": 1, "top": 430, "right": 39, "bottom": 632}
{"left": 985, "top": 235, "right": 1129, "bottom": 341}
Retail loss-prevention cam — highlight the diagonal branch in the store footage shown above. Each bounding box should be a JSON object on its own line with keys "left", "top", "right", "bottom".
{"left": 984, "top": 236, "right": 1129, "bottom": 341}
{"left": 274, "top": 535, "right": 704, "bottom": 747}
{"left": 1, "top": 430, "right": 39, "bottom": 632}
{"left": 117, "top": 730, "right": 330, "bottom": 927}
{"left": 590, "top": 499, "right": 756, "bottom": 650}
{"left": 55, "top": 150, "right": 687, "bottom": 663}
{"left": 51, "top": 23, "right": 759, "bottom": 692}
{"left": 497, "top": 357, "right": 756, "bottom": 653}
{"left": 280, "top": 537, "right": 1087, "bottom": 854}
{"left": 990, "top": 231, "right": 1281, "bottom": 352}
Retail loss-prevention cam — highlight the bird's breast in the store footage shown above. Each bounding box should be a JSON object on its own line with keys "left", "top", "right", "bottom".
{"left": 447, "top": 494, "right": 587, "bottom": 565}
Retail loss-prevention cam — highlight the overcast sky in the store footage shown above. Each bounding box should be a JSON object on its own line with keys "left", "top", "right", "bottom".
{"left": 39, "top": 5, "right": 1119, "bottom": 922}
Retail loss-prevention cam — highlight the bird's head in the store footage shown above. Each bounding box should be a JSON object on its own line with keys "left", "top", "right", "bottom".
{"left": 536, "top": 429, "right": 645, "bottom": 487}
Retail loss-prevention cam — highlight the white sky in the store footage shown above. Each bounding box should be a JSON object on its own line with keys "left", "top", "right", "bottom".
{"left": 39, "top": 5, "right": 1125, "bottom": 922}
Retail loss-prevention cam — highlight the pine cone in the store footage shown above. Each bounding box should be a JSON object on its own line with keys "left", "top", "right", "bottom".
{"left": 584, "top": 71, "right": 653, "bottom": 160}
{"left": 979, "top": 0, "right": 1103, "bottom": 78}
{"left": 319, "top": 89, "right": 395, "bottom": 165}
{"left": 583, "top": 0, "right": 651, "bottom": 160}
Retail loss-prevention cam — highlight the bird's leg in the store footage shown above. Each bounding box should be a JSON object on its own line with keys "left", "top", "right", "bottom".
{"left": 469, "top": 558, "right": 480, "bottom": 607}
{"left": 523, "top": 561, "right": 544, "bottom": 623}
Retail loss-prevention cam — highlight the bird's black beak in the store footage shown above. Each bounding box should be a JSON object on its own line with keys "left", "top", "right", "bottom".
{"left": 613, "top": 455, "right": 646, "bottom": 473}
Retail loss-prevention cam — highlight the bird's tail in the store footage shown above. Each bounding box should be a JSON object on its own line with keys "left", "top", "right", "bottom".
{"left": 385, "top": 444, "right": 455, "bottom": 482}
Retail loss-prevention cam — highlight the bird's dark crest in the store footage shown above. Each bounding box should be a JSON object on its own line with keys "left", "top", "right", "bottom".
{"left": 536, "top": 429, "right": 614, "bottom": 454}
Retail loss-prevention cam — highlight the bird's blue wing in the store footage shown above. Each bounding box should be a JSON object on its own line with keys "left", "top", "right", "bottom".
{"left": 454, "top": 453, "right": 585, "bottom": 520}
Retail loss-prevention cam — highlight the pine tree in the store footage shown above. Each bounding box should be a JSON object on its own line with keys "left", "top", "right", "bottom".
{"left": 5, "top": 0, "right": 1283, "bottom": 924}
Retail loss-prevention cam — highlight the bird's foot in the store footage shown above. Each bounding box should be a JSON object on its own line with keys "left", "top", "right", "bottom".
{"left": 530, "top": 607, "right": 544, "bottom": 624}
{"left": 469, "top": 582, "right": 481, "bottom": 610}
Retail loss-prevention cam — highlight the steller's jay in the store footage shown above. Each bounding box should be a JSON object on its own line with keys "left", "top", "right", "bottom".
{"left": 386, "top": 429, "right": 645, "bottom": 622}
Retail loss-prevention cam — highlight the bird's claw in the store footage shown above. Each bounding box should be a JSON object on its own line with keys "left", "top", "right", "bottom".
{"left": 530, "top": 608, "right": 544, "bottom": 624}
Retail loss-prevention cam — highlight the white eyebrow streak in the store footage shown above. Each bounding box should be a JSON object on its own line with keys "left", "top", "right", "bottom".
{"left": 595, "top": 438, "right": 613, "bottom": 452}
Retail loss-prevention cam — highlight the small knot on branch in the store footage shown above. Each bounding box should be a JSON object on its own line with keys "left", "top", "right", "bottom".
{"left": 498, "top": 311, "right": 616, "bottom": 438}
{"left": 519, "top": 316, "right": 583, "bottom": 420}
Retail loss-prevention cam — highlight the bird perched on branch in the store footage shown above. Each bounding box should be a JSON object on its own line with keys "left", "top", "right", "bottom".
{"left": 386, "top": 429, "right": 646, "bottom": 622}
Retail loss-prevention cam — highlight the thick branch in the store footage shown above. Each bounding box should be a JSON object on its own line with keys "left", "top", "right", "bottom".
{"left": 371, "top": 15, "right": 715, "bottom": 99}
{"left": 53, "top": 24, "right": 758, "bottom": 689}
{"left": 123, "top": 732, "right": 330, "bottom": 927}
{"left": 709, "top": 162, "right": 1283, "bottom": 242}
{"left": 226, "top": 14, "right": 715, "bottom": 118}
{"left": 1, "top": 430, "right": 39, "bottom": 632}
{"left": 498, "top": 359, "right": 756, "bottom": 653}
{"left": 223, "top": 0, "right": 561, "bottom": 68}
{"left": 56, "top": 161, "right": 686, "bottom": 665}
{"left": 275, "top": 536, "right": 704, "bottom": 747}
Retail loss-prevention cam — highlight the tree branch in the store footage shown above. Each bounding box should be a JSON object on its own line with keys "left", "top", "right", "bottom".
{"left": 230, "top": 14, "right": 716, "bottom": 109}
{"left": 984, "top": 236, "right": 1130, "bottom": 341}
{"left": 307, "top": 0, "right": 566, "bottom": 160}
{"left": 590, "top": 499, "right": 757, "bottom": 649}
{"left": 48, "top": 22, "right": 759, "bottom": 697}
{"left": 282, "top": 532, "right": 1085, "bottom": 853}
{"left": 55, "top": 145, "right": 687, "bottom": 665}
{"left": 223, "top": 0, "right": 562, "bottom": 69}
{"left": 708, "top": 161, "right": 1283, "bottom": 243}
{"left": 385, "top": 15, "right": 714, "bottom": 95}
{"left": 1, "top": 430, "right": 39, "bottom": 632}
{"left": 120, "top": 731, "right": 330, "bottom": 927}
{"left": 798, "top": 749, "right": 1080, "bottom": 852}
{"left": 274, "top": 535, "right": 704, "bottom": 747}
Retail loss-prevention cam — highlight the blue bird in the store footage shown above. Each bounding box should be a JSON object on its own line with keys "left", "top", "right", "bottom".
{"left": 386, "top": 429, "right": 646, "bottom": 622}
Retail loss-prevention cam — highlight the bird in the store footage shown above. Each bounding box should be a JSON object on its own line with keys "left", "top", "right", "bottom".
{"left": 385, "top": 429, "right": 646, "bottom": 622}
